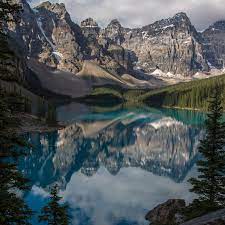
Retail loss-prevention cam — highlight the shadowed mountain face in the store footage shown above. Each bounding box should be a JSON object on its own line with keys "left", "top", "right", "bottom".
{"left": 19, "top": 108, "right": 204, "bottom": 190}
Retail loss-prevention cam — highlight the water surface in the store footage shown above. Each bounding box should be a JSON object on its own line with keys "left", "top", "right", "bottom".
{"left": 19, "top": 104, "right": 206, "bottom": 225}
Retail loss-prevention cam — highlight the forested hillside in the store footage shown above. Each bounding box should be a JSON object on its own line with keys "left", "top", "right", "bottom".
{"left": 141, "top": 74, "right": 225, "bottom": 110}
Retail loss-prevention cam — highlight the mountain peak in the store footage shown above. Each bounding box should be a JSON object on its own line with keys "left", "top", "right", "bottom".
{"left": 174, "top": 12, "right": 188, "bottom": 18}
{"left": 81, "top": 18, "right": 99, "bottom": 28}
{"left": 108, "top": 19, "right": 122, "bottom": 27}
{"left": 203, "top": 20, "right": 225, "bottom": 34}
{"left": 173, "top": 12, "right": 190, "bottom": 23}
{"left": 212, "top": 20, "right": 225, "bottom": 30}
{"left": 36, "top": 1, "right": 52, "bottom": 9}
{"left": 35, "top": 1, "right": 67, "bottom": 18}
{"left": 36, "top": 1, "right": 66, "bottom": 9}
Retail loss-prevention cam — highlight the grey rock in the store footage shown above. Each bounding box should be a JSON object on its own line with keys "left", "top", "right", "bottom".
{"left": 107, "top": 12, "right": 209, "bottom": 76}
{"left": 202, "top": 20, "right": 225, "bottom": 69}
{"left": 33, "top": 1, "right": 83, "bottom": 73}
{"left": 181, "top": 208, "right": 225, "bottom": 225}
{"left": 145, "top": 199, "right": 186, "bottom": 225}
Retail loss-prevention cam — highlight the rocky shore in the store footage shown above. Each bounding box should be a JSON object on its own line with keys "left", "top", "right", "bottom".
{"left": 14, "top": 112, "right": 63, "bottom": 134}
{"left": 145, "top": 199, "right": 225, "bottom": 225}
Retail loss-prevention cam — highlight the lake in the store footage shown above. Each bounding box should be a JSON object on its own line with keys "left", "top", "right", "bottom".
{"left": 19, "top": 103, "right": 206, "bottom": 225}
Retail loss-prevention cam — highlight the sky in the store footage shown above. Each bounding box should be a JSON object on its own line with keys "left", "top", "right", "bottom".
{"left": 31, "top": 0, "right": 225, "bottom": 31}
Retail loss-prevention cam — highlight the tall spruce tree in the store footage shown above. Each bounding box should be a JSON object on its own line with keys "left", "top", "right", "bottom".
{"left": 188, "top": 88, "right": 225, "bottom": 212}
{"left": 0, "top": 90, "right": 33, "bottom": 225}
{"left": 39, "top": 185, "right": 71, "bottom": 225}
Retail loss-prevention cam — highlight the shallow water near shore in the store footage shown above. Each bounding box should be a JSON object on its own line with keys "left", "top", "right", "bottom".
{"left": 19, "top": 103, "right": 206, "bottom": 225}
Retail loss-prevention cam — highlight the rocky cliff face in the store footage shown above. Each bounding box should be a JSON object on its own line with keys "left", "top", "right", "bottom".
{"left": 202, "top": 20, "right": 225, "bottom": 69}
{"left": 101, "top": 13, "right": 209, "bottom": 76}
{"left": 5, "top": 1, "right": 132, "bottom": 76}
{"left": 80, "top": 17, "right": 133, "bottom": 74}
{"left": 33, "top": 1, "right": 84, "bottom": 73}
{"left": 7, "top": 0, "right": 84, "bottom": 74}
{"left": 5, "top": 1, "right": 225, "bottom": 79}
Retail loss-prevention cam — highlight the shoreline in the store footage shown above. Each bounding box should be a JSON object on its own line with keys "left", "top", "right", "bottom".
{"left": 13, "top": 112, "right": 64, "bottom": 134}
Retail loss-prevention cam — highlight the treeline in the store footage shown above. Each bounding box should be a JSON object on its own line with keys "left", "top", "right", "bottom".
{"left": 85, "top": 75, "right": 225, "bottom": 111}
{"left": 82, "top": 85, "right": 147, "bottom": 107}
{"left": 0, "top": 87, "right": 57, "bottom": 124}
{"left": 141, "top": 74, "right": 225, "bottom": 110}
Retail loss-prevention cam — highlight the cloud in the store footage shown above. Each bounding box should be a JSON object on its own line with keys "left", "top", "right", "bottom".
{"left": 61, "top": 166, "right": 196, "bottom": 225}
{"left": 31, "top": 0, "right": 225, "bottom": 30}
{"left": 27, "top": 166, "right": 198, "bottom": 225}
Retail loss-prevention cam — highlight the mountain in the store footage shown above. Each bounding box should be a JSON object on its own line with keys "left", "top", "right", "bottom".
{"left": 6, "top": 0, "right": 133, "bottom": 76}
{"left": 102, "top": 13, "right": 209, "bottom": 76}
{"left": 3, "top": 0, "right": 225, "bottom": 97}
{"left": 202, "top": 20, "right": 225, "bottom": 69}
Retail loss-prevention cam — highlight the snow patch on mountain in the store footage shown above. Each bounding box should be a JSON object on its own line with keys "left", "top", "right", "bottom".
{"left": 151, "top": 69, "right": 165, "bottom": 76}
{"left": 36, "top": 18, "right": 63, "bottom": 62}
{"left": 53, "top": 51, "right": 63, "bottom": 61}
{"left": 162, "top": 24, "right": 175, "bottom": 30}
{"left": 36, "top": 18, "right": 56, "bottom": 50}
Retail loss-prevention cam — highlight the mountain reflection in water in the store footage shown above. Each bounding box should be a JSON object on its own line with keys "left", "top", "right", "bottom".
{"left": 20, "top": 106, "right": 205, "bottom": 225}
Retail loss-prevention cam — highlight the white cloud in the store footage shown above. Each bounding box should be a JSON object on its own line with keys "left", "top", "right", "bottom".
{"left": 31, "top": 185, "right": 49, "bottom": 198}
{"left": 31, "top": 0, "right": 225, "bottom": 30}
{"left": 61, "top": 166, "right": 197, "bottom": 225}
{"left": 28, "top": 166, "right": 198, "bottom": 225}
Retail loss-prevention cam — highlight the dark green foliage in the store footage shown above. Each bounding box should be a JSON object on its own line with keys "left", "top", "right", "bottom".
{"left": 0, "top": 90, "right": 33, "bottom": 225}
{"left": 46, "top": 103, "right": 57, "bottom": 125}
{"left": 0, "top": 33, "right": 14, "bottom": 60}
{"left": 39, "top": 185, "right": 71, "bottom": 225}
{"left": 142, "top": 74, "right": 225, "bottom": 111}
{"left": 185, "top": 89, "right": 225, "bottom": 218}
{"left": 80, "top": 85, "right": 148, "bottom": 107}
{"left": 37, "top": 97, "right": 46, "bottom": 118}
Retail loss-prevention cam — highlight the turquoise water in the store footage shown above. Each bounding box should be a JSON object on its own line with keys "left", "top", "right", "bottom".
{"left": 19, "top": 104, "right": 206, "bottom": 225}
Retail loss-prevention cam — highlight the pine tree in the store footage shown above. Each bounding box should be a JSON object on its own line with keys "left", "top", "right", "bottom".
{"left": 0, "top": 90, "right": 33, "bottom": 225}
{"left": 188, "top": 88, "right": 225, "bottom": 214}
{"left": 39, "top": 185, "right": 71, "bottom": 225}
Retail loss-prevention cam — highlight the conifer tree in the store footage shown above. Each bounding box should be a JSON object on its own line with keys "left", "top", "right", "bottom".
{"left": 188, "top": 88, "right": 225, "bottom": 213}
{"left": 39, "top": 185, "right": 71, "bottom": 225}
{"left": 0, "top": 90, "right": 33, "bottom": 225}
